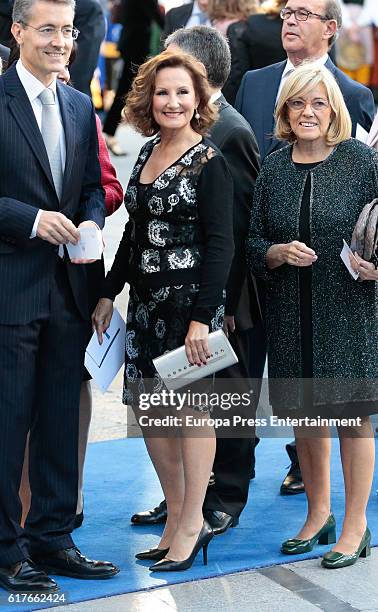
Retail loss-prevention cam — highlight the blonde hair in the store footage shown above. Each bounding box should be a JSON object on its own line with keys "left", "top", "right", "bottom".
{"left": 260, "top": 0, "right": 286, "bottom": 16}
{"left": 275, "top": 63, "right": 352, "bottom": 146}
{"left": 207, "top": 0, "right": 258, "bottom": 21}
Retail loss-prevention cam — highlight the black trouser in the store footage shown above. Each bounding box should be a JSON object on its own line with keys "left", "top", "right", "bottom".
{"left": 203, "top": 319, "right": 266, "bottom": 519}
{"left": 102, "top": 46, "right": 149, "bottom": 137}
{"left": 0, "top": 261, "right": 87, "bottom": 566}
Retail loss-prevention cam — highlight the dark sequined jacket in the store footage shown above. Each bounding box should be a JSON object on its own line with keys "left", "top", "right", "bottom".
{"left": 247, "top": 138, "right": 378, "bottom": 410}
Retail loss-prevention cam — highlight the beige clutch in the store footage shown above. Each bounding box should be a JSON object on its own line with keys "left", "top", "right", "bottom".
{"left": 153, "top": 329, "right": 238, "bottom": 391}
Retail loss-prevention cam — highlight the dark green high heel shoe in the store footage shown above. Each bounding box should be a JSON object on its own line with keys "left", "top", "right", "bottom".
{"left": 281, "top": 513, "right": 336, "bottom": 555}
{"left": 321, "top": 527, "right": 371, "bottom": 569}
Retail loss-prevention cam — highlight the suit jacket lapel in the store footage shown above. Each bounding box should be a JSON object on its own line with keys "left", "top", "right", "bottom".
{"left": 57, "top": 81, "right": 76, "bottom": 202}
{"left": 3, "top": 65, "right": 56, "bottom": 194}
{"left": 264, "top": 61, "right": 286, "bottom": 157}
{"left": 182, "top": 3, "right": 194, "bottom": 26}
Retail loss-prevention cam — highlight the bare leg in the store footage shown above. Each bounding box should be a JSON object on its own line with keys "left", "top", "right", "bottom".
{"left": 143, "top": 434, "right": 184, "bottom": 550}
{"left": 333, "top": 416, "right": 374, "bottom": 554}
{"left": 77, "top": 381, "right": 92, "bottom": 515}
{"left": 293, "top": 425, "right": 332, "bottom": 539}
{"left": 167, "top": 409, "right": 216, "bottom": 561}
{"left": 19, "top": 434, "right": 31, "bottom": 528}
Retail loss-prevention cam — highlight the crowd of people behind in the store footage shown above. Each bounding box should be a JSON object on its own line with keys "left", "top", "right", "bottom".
{"left": 0, "top": 0, "right": 377, "bottom": 596}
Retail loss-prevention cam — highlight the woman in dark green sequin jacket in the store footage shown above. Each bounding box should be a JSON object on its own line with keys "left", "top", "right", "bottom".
{"left": 247, "top": 64, "right": 378, "bottom": 569}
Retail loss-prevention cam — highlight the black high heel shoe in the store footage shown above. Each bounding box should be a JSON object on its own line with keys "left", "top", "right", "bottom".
{"left": 149, "top": 520, "right": 213, "bottom": 572}
{"left": 135, "top": 547, "right": 169, "bottom": 561}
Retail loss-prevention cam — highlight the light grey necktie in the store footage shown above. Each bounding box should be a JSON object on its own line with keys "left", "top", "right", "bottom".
{"left": 38, "top": 88, "right": 63, "bottom": 200}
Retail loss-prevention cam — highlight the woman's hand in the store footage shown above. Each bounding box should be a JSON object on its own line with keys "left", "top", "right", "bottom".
{"left": 92, "top": 298, "right": 114, "bottom": 344}
{"left": 266, "top": 241, "right": 317, "bottom": 269}
{"left": 350, "top": 252, "right": 378, "bottom": 281}
{"left": 185, "top": 321, "right": 210, "bottom": 366}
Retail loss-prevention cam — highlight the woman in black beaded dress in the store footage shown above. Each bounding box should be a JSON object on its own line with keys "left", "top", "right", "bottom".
{"left": 93, "top": 51, "right": 234, "bottom": 570}
{"left": 247, "top": 64, "right": 378, "bottom": 570}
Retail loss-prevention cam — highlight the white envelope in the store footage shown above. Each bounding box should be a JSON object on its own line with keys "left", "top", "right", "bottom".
{"left": 340, "top": 239, "right": 359, "bottom": 280}
{"left": 356, "top": 123, "right": 369, "bottom": 144}
{"left": 85, "top": 308, "right": 126, "bottom": 393}
{"left": 66, "top": 226, "right": 103, "bottom": 260}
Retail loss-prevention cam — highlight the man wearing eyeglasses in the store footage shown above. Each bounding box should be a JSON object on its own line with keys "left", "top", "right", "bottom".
{"left": 235, "top": 0, "right": 375, "bottom": 497}
{"left": 236, "top": 0, "right": 375, "bottom": 160}
{"left": 0, "top": 0, "right": 119, "bottom": 594}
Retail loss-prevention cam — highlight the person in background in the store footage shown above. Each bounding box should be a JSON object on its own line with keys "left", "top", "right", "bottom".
{"left": 337, "top": 0, "right": 376, "bottom": 86}
{"left": 207, "top": 0, "right": 259, "bottom": 104}
{"left": 236, "top": 0, "right": 375, "bottom": 160}
{"left": 0, "top": 0, "right": 12, "bottom": 46}
{"left": 236, "top": 0, "right": 375, "bottom": 498}
{"left": 102, "top": 0, "right": 164, "bottom": 156}
{"left": 240, "top": 0, "right": 287, "bottom": 70}
{"left": 94, "top": 50, "right": 234, "bottom": 571}
{"left": 247, "top": 62, "right": 378, "bottom": 570}
{"left": 163, "top": 0, "right": 210, "bottom": 38}
{"left": 69, "top": 0, "right": 106, "bottom": 96}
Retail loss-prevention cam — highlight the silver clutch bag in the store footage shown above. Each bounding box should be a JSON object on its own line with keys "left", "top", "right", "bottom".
{"left": 153, "top": 329, "right": 238, "bottom": 391}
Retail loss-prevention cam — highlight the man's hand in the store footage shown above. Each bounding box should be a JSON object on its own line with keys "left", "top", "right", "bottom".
{"left": 71, "top": 220, "right": 102, "bottom": 265}
{"left": 223, "top": 315, "right": 235, "bottom": 337}
{"left": 36, "top": 211, "right": 80, "bottom": 246}
{"left": 92, "top": 298, "right": 114, "bottom": 344}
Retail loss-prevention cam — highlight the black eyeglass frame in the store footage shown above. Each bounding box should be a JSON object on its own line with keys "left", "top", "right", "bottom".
{"left": 280, "top": 8, "right": 331, "bottom": 22}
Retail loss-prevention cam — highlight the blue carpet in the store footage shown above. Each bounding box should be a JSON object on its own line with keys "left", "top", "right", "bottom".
{"left": 1, "top": 437, "right": 377, "bottom": 611}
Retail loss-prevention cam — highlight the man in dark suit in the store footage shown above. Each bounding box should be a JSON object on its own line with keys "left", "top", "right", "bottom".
{"left": 235, "top": 0, "right": 375, "bottom": 494}
{"left": 0, "top": 0, "right": 12, "bottom": 46}
{"left": 163, "top": 1, "right": 210, "bottom": 39}
{"left": 131, "top": 25, "right": 263, "bottom": 535}
{"left": 69, "top": 0, "right": 106, "bottom": 96}
{"left": 236, "top": 0, "right": 375, "bottom": 160}
{"left": 0, "top": 0, "right": 119, "bottom": 593}
{"left": 102, "top": 0, "right": 164, "bottom": 155}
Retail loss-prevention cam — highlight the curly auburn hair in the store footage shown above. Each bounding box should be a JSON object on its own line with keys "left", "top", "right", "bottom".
{"left": 123, "top": 50, "right": 218, "bottom": 137}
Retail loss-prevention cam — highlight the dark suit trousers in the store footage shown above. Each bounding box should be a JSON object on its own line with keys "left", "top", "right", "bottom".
{"left": 203, "top": 319, "right": 266, "bottom": 518}
{"left": 0, "top": 260, "right": 87, "bottom": 566}
{"left": 102, "top": 47, "right": 149, "bottom": 137}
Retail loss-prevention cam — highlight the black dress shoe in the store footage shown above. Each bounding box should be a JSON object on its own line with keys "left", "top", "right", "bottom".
{"left": 280, "top": 442, "right": 305, "bottom": 495}
{"left": 131, "top": 500, "right": 167, "bottom": 525}
{"left": 0, "top": 560, "right": 58, "bottom": 593}
{"left": 149, "top": 520, "right": 213, "bottom": 572}
{"left": 204, "top": 510, "right": 238, "bottom": 536}
{"left": 32, "top": 547, "right": 119, "bottom": 580}
{"left": 135, "top": 547, "right": 169, "bottom": 561}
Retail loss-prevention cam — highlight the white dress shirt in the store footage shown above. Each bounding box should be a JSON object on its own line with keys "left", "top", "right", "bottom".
{"left": 210, "top": 90, "right": 222, "bottom": 103}
{"left": 276, "top": 54, "right": 329, "bottom": 103}
{"left": 186, "top": 1, "right": 211, "bottom": 27}
{"left": 16, "top": 60, "right": 66, "bottom": 237}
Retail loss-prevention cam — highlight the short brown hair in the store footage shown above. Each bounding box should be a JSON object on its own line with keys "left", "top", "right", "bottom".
{"left": 275, "top": 63, "right": 352, "bottom": 146}
{"left": 123, "top": 50, "right": 218, "bottom": 137}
